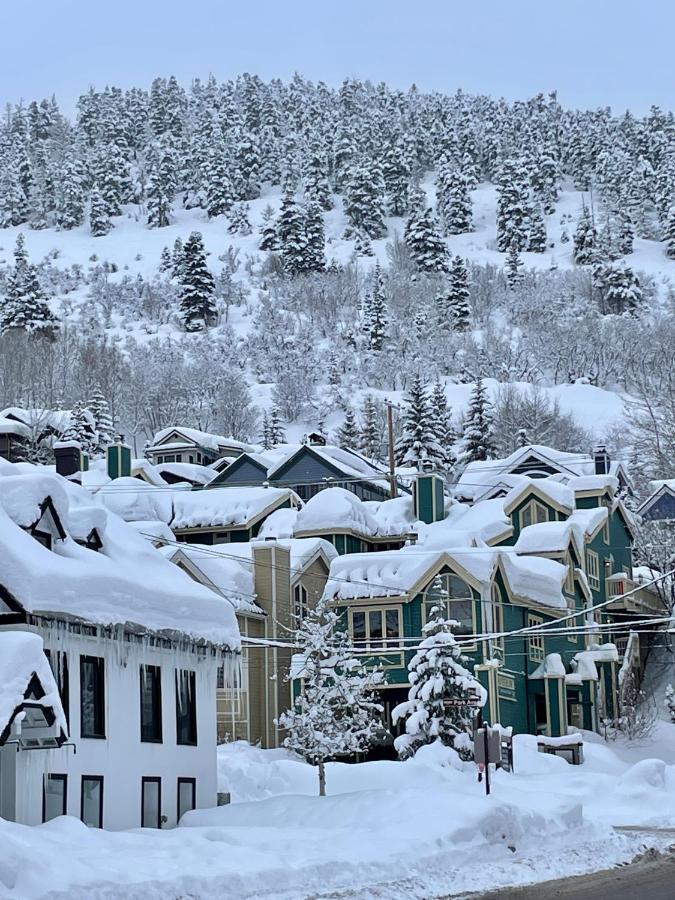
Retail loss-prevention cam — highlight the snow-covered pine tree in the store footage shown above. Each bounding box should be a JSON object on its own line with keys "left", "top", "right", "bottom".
{"left": 146, "top": 141, "right": 176, "bottom": 228}
{"left": 206, "top": 145, "right": 234, "bottom": 218}
{"left": 438, "top": 255, "right": 470, "bottom": 331}
{"left": 227, "top": 202, "right": 252, "bottom": 235}
{"left": 665, "top": 684, "right": 675, "bottom": 723}
{"left": 344, "top": 160, "right": 386, "bottom": 239}
{"left": 505, "top": 245, "right": 524, "bottom": 288}
{"left": 179, "top": 231, "right": 216, "bottom": 331}
{"left": 62, "top": 400, "right": 95, "bottom": 454}
{"left": 601, "top": 264, "right": 643, "bottom": 316}
{"left": 528, "top": 204, "right": 547, "bottom": 252}
{"left": 278, "top": 598, "right": 383, "bottom": 796}
{"left": 573, "top": 205, "right": 598, "bottom": 264}
{"left": 159, "top": 246, "right": 173, "bottom": 272}
{"left": 303, "top": 149, "right": 333, "bottom": 211}
{"left": 460, "top": 380, "right": 496, "bottom": 463}
{"left": 430, "top": 379, "right": 455, "bottom": 465}
{"left": 395, "top": 373, "right": 447, "bottom": 469}
{"left": 496, "top": 157, "right": 532, "bottom": 252}
{"left": 392, "top": 602, "right": 486, "bottom": 760}
{"left": 88, "top": 387, "right": 115, "bottom": 454}
{"left": 0, "top": 151, "right": 28, "bottom": 226}
{"left": 362, "top": 264, "right": 388, "bottom": 351}
{"left": 353, "top": 229, "right": 374, "bottom": 257}
{"left": 269, "top": 405, "right": 286, "bottom": 446}
{"left": 0, "top": 234, "right": 58, "bottom": 335}
{"left": 664, "top": 206, "right": 675, "bottom": 259}
{"left": 172, "top": 237, "right": 184, "bottom": 277}
{"left": 405, "top": 207, "right": 449, "bottom": 273}
{"left": 303, "top": 201, "right": 326, "bottom": 272}
{"left": 337, "top": 406, "right": 359, "bottom": 448}
{"left": 382, "top": 134, "right": 411, "bottom": 216}
{"left": 259, "top": 204, "right": 279, "bottom": 252}
{"left": 55, "top": 154, "right": 85, "bottom": 229}
{"left": 89, "top": 185, "right": 111, "bottom": 237}
{"left": 359, "top": 395, "right": 381, "bottom": 460}
{"left": 260, "top": 410, "right": 272, "bottom": 450}
{"left": 437, "top": 162, "right": 473, "bottom": 235}
{"left": 277, "top": 188, "right": 308, "bottom": 275}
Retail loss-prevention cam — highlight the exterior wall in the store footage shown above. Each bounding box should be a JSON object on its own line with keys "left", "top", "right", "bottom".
{"left": 12, "top": 624, "right": 219, "bottom": 831}
{"left": 641, "top": 492, "right": 675, "bottom": 522}
{"left": 208, "top": 457, "right": 268, "bottom": 487}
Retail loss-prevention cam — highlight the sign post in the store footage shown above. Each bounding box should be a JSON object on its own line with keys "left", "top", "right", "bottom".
{"left": 474, "top": 725, "right": 501, "bottom": 796}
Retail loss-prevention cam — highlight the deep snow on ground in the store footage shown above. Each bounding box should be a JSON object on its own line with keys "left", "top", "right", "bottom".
{"left": 4, "top": 727, "right": 675, "bottom": 900}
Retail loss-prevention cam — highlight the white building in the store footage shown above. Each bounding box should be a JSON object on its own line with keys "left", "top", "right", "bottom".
{"left": 0, "top": 460, "right": 239, "bottom": 830}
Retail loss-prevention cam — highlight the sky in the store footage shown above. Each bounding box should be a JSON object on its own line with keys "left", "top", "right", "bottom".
{"left": 1, "top": 0, "right": 671, "bottom": 116}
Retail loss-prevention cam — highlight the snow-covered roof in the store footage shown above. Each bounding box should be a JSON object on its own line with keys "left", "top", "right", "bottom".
{"left": 502, "top": 478, "right": 575, "bottom": 514}
{"left": 530, "top": 652, "right": 567, "bottom": 679}
{"left": 127, "top": 519, "right": 175, "bottom": 545}
{"left": 94, "top": 478, "right": 175, "bottom": 523}
{"left": 150, "top": 426, "right": 256, "bottom": 454}
{"left": 130, "top": 459, "right": 169, "bottom": 486}
{"left": 0, "top": 416, "right": 29, "bottom": 438}
{"left": 0, "top": 406, "right": 94, "bottom": 434}
{"left": 567, "top": 506, "right": 608, "bottom": 539}
{"left": 435, "top": 498, "right": 513, "bottom": 546}
{"left": 362, "top": 496, "right": 418, "bottom": 536}
{"left": 155, "top": 462, "right": 215, "bottom": 485}
{"left": 171, "top": 486, "right": 295, "bottom": 530}
{"left": 0, "top": 463, "right": 240, "bottom": 649}
{"left": 0, "top": 630, "right": 68, "bottom": 744}
{"left": 514, "top": 520, "right": 584, "bottom": 559}
{"left": 322, "top": 543, "right": 568, "bottom": 611}
{"left": 454, "top": 445, "right": 623, "bottom": 502}
{"left": 257, "top": 507, "right": 299, "bottom": 539}
{"left": 565, "top": 474, "right": 618, "bottom": 495}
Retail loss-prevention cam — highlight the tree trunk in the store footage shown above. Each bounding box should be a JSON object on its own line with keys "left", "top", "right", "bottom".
{"left": 318, "top": 760, "right": 326, "bottom": 797}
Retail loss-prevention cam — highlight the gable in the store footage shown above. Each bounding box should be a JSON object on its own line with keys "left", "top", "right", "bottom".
{"left": 207, "top": 455, "right": 268, "bottom": 488}
{"left": 510, "top": 455, "right": 563, "bottom": 478}
{"left": 640, "top": 489, "right": 675, "bottom": 522}
{"left": 270, "top": 446, "right": 347, "bottom": 485}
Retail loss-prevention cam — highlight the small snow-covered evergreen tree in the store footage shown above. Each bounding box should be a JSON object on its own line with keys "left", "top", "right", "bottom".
{"left": 392, "top": 603, "right": 486, "bottom": 760}
{"left": 496, "top": 157, "right": 531, "bottom": 252}
{"left": 437, "top": 164, "right": 473, "bottom": 235}
{"left": 268, "top": 405, "right": 286, "bottom": 446}
{"left": 89, "top": 387, "right": 115, "bottom": 454}
{"left": 337, "top": 406, "right": 359, "bottom": 448}
{"left": 259, "top": 204, "right": 280, "bottom": 252}
{"left": 359, "top": 394, "right": 381, "bottom": 461}
{"left": 278, "top": 599, "right": 383, "bottom": 796}
{"left": 459, "top": 380, "right": 496, "bottom": 463}
{"left": 573, "top": 205, "right": 598, "bottom": 264}
{"left": 89, "top": 185, "right": 111, "bottom": 237}
{"left": 0, "top": 234, "right": 58, "bottom": 335}
{"left": 362, "top": 264, "right": 388, "bottom": 351}
{"left": 505, "top": 245, "right": 525, "bottom": 288}
{"left": 179, "top": 231, "right": 216, "bottom": 331}
{"left": 438, "top": 255, "right": 470, "bottom": 331}
{"left": 260, "top": 410, "right": 272, "bottom": 450}
{"left": 395, "top": 373, "right": 447, "bottom": 469}
{"left": 227, "top": 202, "right": 252, "bottom": 235}
{"left": 344, "top": 160, "right": 386, "bottom": 239}
{"left": 62, "top": 400, "right": 95, "bottom": 454}
{"left": 404, "top": 207, "right": 449, "bottom": 273}
{"left": 146, "top": 141, "right": 176, "bottom": 228}
{"left": 206, "top": 146, "right": 234, "bottom": 218}
{"left": 664, "top": 206, "right": 675, "bottom": 259}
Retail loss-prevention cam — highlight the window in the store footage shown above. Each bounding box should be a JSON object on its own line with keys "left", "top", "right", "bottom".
{"left": 32, "top": 530, "right": 52, "bottom": 549}
{"left": 520, "top": 500, "right": 549, "bottom": 530}
{"left": 422, "top": 574, "right": 475, "bottom": 642}
{"left": 349, "top": 608, "right": 402, "bottom": 649}
{"left": 564, "top": 553, "right": 575, "bottom": 596}
{"left": 602, "top": 519, "right": 610, "bottom": 545}
{"left": 140, "top": 665, "right": 163, "bottom": 743}
{"left": 141, "top": 777, "right": 162, "bottom": 828}
{"left": 43, "top": 774, "right": 67, "bottom": 822}
{"left": 528, "top": 615, "right": 544, "bottom": 662}
{"left": 177, "top": 778, "right": 196, "bottom": 822}
{"left": 45, "top": 649, "right": 69, "bottom": 728}
{"left": 491, "top": 583, "right": 504, "bottom": 655}
{"left": 80, "top": 656, "right": 105, "bottom": 738}
{"left": 175, "top": 670, "right": 197, "bottom": 745}
{"left": 294, "top": 584, "right": 309, "bottom": 621}
{"left": 81, "top": 776, "right": 103, "bottom": 828}
{"left": 586, "top": 549, "right": 600, "bottom": 590}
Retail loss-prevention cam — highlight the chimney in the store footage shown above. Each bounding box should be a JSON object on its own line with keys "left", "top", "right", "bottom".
{"left": 107, "top": 440, "right": 132, "bottom": 480}
{"left": 593, "top": 445, "right": 610, "bottom": 476}
{"left": 413, "top": 471, "right": 446, "bottom": 524}
{"left": 54, "top": 441, "right": 81, "bottom": 478}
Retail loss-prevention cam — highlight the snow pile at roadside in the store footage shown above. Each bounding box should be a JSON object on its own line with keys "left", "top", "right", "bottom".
{"left": 4, "top": 731, "right": 675, "bottom": 900}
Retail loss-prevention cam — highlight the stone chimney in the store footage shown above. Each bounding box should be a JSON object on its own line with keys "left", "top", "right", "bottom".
{"left": 54, "top": 441, "right": 82, "bottom": 478}
{"left": 593, "top": 445, "right": 610, "bottom": 476}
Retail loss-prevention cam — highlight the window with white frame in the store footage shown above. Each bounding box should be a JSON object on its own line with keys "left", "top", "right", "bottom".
{"left": 422, "top": 573, "right": 475, "bottom": 642}
{"left": 520, "top": 500, "right": 549, "bottom": 530}
{"left": 564, "top": 552, "right": 575, "bottom": 596}
{"left": 586, "top": 549, "right": 600, "bottom": 590}
{"left": 528, "top": 614, "right": 544, "bottom": 662}
{"left": 350, "top": 607, "right": 402, "bottom": 649}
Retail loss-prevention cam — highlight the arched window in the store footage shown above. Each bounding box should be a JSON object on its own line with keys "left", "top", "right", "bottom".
{"left": 294, "top": 584, "right": 308, "bottom": 620}
{"left": 422, "top": 573, "right": 474, "bottom": 640}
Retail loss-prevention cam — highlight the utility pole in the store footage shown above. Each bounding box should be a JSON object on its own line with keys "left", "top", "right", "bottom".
{"left": 386, "top": 400, "right": 397, "bottom": 499}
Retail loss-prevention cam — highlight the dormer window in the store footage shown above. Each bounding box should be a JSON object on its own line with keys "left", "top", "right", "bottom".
{"left": 29, "top": 499, "right": 66, "bottom": 550}
{"left": 520, "top": 500, "right": 549, "bottom": 530}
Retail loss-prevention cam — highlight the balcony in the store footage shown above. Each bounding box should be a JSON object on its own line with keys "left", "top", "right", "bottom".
{"left": 606, "top": 573, "right": 665, "bottom": 616}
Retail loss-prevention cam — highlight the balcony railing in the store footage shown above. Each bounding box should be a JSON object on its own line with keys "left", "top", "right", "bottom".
{"left": 606, "top": 574, "right": 665, "bottom": 615}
